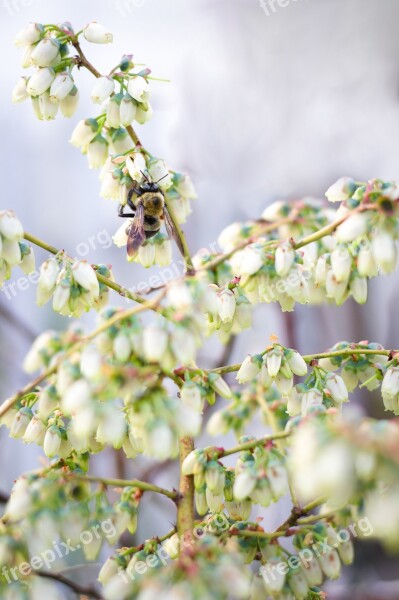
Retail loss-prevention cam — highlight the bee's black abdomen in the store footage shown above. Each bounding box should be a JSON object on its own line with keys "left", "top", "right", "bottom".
{"left": 145, "top": 229, "right": 160, "bottom": 239}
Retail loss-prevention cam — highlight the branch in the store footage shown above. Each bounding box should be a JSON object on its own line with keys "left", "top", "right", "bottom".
{"left": 23, "top": 231, "right": 169, "bottom": 319}
{"left": 69, "top": 473, "right": 179, "bottom": 501}
{"left": 36, "top": 570, "right": 103, "bottom": 599}
{"left": 216, "top": 430, "right": 290, "bottom": 458}
{"left": 163, "top": 197, "right": 195, "bottom": 274}
{"left": 209, "top": 346, "right": 393, "bottom": 376}
{"left": 0, "top": 294, "right": 164, "bottom": 419}
{"left": 177, "top": 436, "right": 195, "bottom": 543}
{"left": 199, "top": 215, "right": 297, "bottom": 272}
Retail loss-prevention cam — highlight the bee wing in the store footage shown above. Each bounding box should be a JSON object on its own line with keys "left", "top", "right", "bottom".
{"left": 164, "top": 207, "right": 184, "bottom": 257}
{"left": 127, "top": 202, "right": 146, "bottom": 256}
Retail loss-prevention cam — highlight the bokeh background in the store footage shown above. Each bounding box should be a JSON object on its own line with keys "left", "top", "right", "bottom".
{"left": 1, "top": 0, "right": 399, "bottom": 597}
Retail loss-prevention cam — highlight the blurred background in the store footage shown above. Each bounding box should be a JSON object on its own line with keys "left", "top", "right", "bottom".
{"left": 1, "top": 0, "right": 399, "bottom": 597}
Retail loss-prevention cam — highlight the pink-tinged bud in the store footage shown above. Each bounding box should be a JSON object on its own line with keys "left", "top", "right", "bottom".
{"left": 31, "top": 38, "right": 60, "bottom": 67}
{"left": 325, "top": 177, "right": 356, "bottom": 202}
{"left": 14, "top": 23, "right": 44, "bottom": 47}
{"left": 49, "top": 72, "right": 74, "bottom": 101}
{"left": 127, "top": 75, "right": 149, "bottom": 102}
{"left": 275, "top": 241, "right": 295, "bottom": 277}
{"left": 91, "top": 76, "right": 115, "bottom": 104}
{"left": 83, "top": 22, "right": 113, "bottom": 44}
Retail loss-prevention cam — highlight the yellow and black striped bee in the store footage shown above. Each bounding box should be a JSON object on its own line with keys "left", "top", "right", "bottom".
{"left": 118, "top": 173, "right": 184, "bottom": 257}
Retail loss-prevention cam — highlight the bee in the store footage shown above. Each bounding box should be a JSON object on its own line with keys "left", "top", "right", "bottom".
{"left": 118, "top": 173, "right": 184, "bottom": 258}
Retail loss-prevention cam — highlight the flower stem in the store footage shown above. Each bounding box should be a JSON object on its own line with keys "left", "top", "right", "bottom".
{"left": 217, "top": 430, "right": 291, "bottom": 458}
{"left": 177, "top": 436, "right": 195, "bottom": 543}
{"left": 23, "top": 230, "right": 170, "bottom": 319}
{"left": 0, "top": 297, "right": 162, "bottom": 419}
{"left": 70, "top": 473, "right": 178, "bottom": 501}
{"left": 163, "top": 197, "right": 195, "bottom": 274}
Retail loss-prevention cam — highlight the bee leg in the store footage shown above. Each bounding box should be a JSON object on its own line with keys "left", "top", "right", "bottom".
{"left": 118, "top": 204, "right": 135, "bottom": 218}
{"left": 127, "top": 188, "right": 140, "bottom": 211}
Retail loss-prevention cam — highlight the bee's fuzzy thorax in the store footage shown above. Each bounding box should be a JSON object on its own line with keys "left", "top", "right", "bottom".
{"left": 140, "top": 192, "right": 165, "bottom": 216}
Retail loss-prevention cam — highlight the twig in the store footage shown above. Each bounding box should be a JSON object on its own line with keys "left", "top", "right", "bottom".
{"left": 69, "top": 473, "right": 179, "bottom": 501}
{"left": 177, "top": 436, "right": 195, "bottom": 543}
{"left": 217, "top": 430, "right": 290, "bottom": 458}
{"left": 23, "top": 231, "right": 169, "bottom": 319}
{"left": 0, "top": 293, "right": 164, "bottom": 419}
{"left": 36, "top": 570, "right": 103, "bottom": 599}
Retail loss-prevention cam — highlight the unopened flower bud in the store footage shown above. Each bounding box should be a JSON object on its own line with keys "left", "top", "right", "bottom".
{"left": 325, "top": 177, "right": 356, "bottom": 202}
{"left": 127, "top": 75, "right": 149, "bottom": 102}
{"left": 84, "top": 22, "right": 113, "bottom": 44}
{"left": 91, "top": 76, "right": 115, "bottom": 104}
{"left": 31, "top": 38, "right": 60, "bottom": 67}
{"left": 275, "top": 241, "right": 295, "bottom": 277}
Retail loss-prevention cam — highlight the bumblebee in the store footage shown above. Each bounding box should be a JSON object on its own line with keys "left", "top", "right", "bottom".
{"left": 118, "top": 176, "right": 184, "bottom": 258}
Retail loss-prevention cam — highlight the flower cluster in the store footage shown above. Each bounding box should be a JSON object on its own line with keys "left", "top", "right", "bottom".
{"left": 205, "top": 281, "right": 252, "bottom": 338}
{"left": 289, "top": 413, "right": 399, "bottom": 536}
{"left": 13, "top": 22, "right": 81, "bottom": 119}
{"left": 2, "top": 310, "right": 206, "bottom": 461}
{"left": 101, "top": 536, "right": 252, "bottom": 600}
{"left": 233, "top": 439, "right": 289, "bottom": 505}
{"left": 37, "top": 256, "right": 111, "bottom": 317}
{"left": 0, "top": 210, "right": 35, "bottom": 285}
